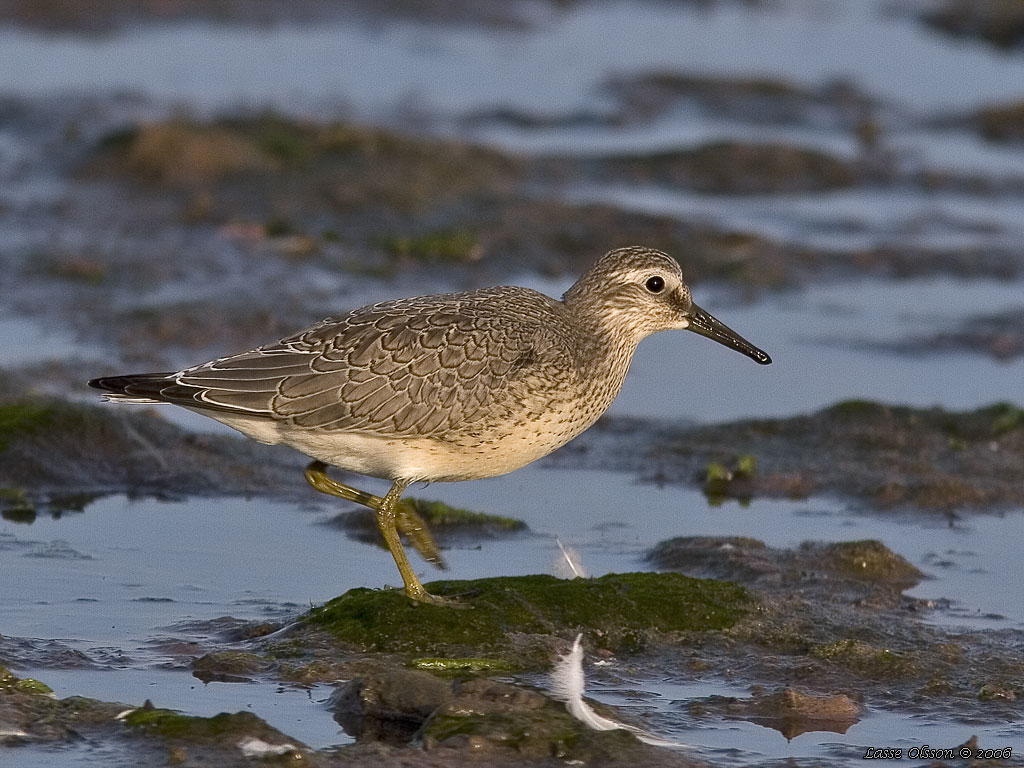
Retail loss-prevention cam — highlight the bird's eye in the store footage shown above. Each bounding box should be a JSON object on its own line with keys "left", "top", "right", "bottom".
{"left": 645, "top": 275, "right": 665, "bottom": 293}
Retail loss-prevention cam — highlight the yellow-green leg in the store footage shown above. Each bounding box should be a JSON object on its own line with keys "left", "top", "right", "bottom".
{"left": 304, "top": 461, "right": 459, "bottom": 605}
{"left": 304, "top": 461, "right": 445, "bottom": 568}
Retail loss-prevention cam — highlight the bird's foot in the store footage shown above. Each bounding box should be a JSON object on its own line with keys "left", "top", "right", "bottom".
{"left": 395, "top": 499, "right": 446, "bottom": 570}
{"left": 405, "top": 585, "right": 470, "bottom": 609}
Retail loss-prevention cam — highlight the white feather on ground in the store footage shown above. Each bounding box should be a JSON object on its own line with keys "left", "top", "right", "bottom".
{"left": 550, "top": 634, "right": 689, "bottom": 749}
{"left": 553, "top": 538, "right": 587, "bottom": 579}
{"left": 237, "top": 736, "right": 299, "bottom": 758}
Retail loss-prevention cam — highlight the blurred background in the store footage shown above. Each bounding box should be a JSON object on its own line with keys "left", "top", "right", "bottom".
{"left": 1, "top": 1, "right": 1023, "bottom": 765}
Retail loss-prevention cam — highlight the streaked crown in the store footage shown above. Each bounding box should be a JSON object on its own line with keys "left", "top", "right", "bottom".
{"left": 563, "top": 246, "right": 694, "bottom": 341}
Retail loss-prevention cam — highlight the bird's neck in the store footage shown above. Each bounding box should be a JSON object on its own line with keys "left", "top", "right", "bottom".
{"left": 568, "top": 312, "right": 642, "bottom": 408}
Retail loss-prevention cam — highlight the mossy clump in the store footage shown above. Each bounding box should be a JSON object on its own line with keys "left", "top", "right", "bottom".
{"left": 598, "top": 140, "right": 858, "bottom": 194}
{"left": 409, "top": 657, "right": 516, "bottom": 674}
{"left": 977, "top": 682, "right": 1017, "bottom": 702}
{"left": 0, "top": 402, "right": 59, "bottom": 451}
{"left": 308, "top": 572, "right": 750, "bottom": 659}
{"left": 123, "top": 707, "right": 299, "bottom": 750}
{"left": 0, "top": 666, "right": 53, "bottom": 695}
{"left": 823, "top": 400, "right": 894, "bottom": 420}
{"left": 0, "top": 486, "right": 35, "bottom": 522}
{"left": 410, "top": 499, "right": 527, "bottom": 532}
{"left": 93, "top": 114, "right": 521, "bottom": 213}
{"left": 824, "top": 540, "right": 923, "bottom": 584}
{"left": 45, "top": 256, "right": 109, "bottom": 285}
{"left": 982, "top": 402, "right": 1024, "bottom": 434}
{"left": 192, "top": 651, "right": 269, "bottom": 683}
{"left": 110, "top": 121, "right": 274, "bottom": 185}
{"left": 810, "top": 639, "right": 920, "bottom": 679}
{"left": 335, "top": 499, "right": 527, "bottom": 555}
{"left": 702, "top": 454, "right": 758, "bottom": 505}
{"left": 381, "top": 229, "right": 481, "bottom": 263}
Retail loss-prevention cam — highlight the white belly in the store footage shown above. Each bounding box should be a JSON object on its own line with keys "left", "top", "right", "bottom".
{"left": 196, "top": 408, "right": 580, "bottom": 483}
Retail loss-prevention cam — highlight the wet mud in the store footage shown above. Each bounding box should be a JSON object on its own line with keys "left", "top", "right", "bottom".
{"left": 547, "top": 401, "right": 1024, "bottom": 512}
{"left": 0, "top": 0, "right": 541, "bottom": 33}
{"left": 922, "top": 0, "right": 1024, "bottom": 50}
{"left": 0, "top": 382, "right": 306, "bottom": 503}
{"left": 850, "top": 307, "right": 1024, "bottom": 362}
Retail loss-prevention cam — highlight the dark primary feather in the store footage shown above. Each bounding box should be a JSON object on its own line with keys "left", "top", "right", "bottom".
{"left": 91, "top": 286, "right": 581, "bottom": 439}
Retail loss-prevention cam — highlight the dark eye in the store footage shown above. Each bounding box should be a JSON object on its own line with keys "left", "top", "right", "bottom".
{"left": 645, "top": 275, "right": 665, "bottom": 293}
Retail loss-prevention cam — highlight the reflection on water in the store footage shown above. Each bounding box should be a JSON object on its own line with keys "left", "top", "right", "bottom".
{"left": 25, "top": 668, "right": 343, "bottom": 750}
{"left": 594, "top": 678, "right": 1020, "bottom": 766}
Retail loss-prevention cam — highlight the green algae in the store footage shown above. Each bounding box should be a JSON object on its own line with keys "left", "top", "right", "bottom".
{"left": 0, "top": 486, "right": 35, "bottom": 522}
{"left": 977, "top": 682, "right": 1017, "bottom": 702}
{"left": 734, "top": 454, "right": 757, "bottom": 477}
{"left": 381, "top": 229, "right": 480, "bottom": 263}
{"left": 702, "top": 454, "right": 758, "bottom": 505}
{"left": 810, "top": 639, "right": 920, "bottom": 679}
{"left": 0, "top": 402, "right": 58, "bottom": 451}
{"left": 12, "top": 678, "right": 53, "bottom": 695}
{"left": 704, "top": 462, "right": 732, "bottom": 484}
{"left": 192, "top": 651, "right": 268, "bottom": 683}
{"left": 409, "top": 498, "right": 526, "bottom": 531}
{"left": 410, "top": 657, "right": 516, "bottom": 674}
{"left": 983, "top": 402, "right": 1024, "bottom": 434}
{"left": 123, "top": 708, "right": 291, "bottom": 744}
{"left": 0, "top": 666, "right": 53, "bottom": 695}
{"left": 824, "top": 399, "right": 893, "bottom": 419}
{"left": 825, "top": 540, "right": 923, "bottom": 583}
{"left": 308, "top": 572, "right": 749, "bottom": 658}
{"left": 424, "top": 710, "right": 580, "bottom": 756}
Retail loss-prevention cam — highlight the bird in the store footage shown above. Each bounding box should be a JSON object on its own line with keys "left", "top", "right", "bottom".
{"left": 89, "top": 246, "right": 771, "bottom": 605}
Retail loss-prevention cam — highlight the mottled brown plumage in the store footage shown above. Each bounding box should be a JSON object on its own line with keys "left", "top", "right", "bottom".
{"left": 89, "top": 246, "right": 770, "bottom": 603}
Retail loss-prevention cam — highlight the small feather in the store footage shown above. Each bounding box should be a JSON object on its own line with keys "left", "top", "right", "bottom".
{"left": 553, "top": 538, "right": 587, "bottom": 579}
{"left": 237, "top": 737, "right": 298, "bottom": 758}
{"left": 550, "top": 634, "right": 689, "bottom": 749}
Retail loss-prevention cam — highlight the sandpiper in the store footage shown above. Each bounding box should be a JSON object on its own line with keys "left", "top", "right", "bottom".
{"left": 90, "top": 246, "right": 771, "bottom": 604}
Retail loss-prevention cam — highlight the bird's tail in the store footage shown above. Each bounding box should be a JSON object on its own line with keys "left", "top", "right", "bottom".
{"left": 87, "top": 373, "right": 176, "bottom": 404}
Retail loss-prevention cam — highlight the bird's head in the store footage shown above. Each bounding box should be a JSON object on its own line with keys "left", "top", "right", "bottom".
{"left": 563, "top": 246, "right": 772, "bottom": 365}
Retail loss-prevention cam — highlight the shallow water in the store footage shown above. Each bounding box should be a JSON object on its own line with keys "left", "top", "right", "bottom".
{"left": 24, "top": 668, "right": 340, "bottom": 749}
{"left": 0, "top": 315, "right": 82, "bottom": 365}
{"left": 2, "top": 1, "right": 1024, "bottom": 115}
{"left": 595, "top": 677, "right": 1021, "bottom": 766}
{"left": 4, "top": 465, "right": 1024, "bottom": 763}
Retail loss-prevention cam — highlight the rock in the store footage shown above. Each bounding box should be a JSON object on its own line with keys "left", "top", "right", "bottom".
{"left": 192, "top": 651, "right": 270, "bottom": 683}
{"left": 329, "top": 668, "right": 453, "bottom": 743}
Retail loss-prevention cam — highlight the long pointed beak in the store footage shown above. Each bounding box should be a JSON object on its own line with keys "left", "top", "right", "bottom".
{"left": 686, "top": 303, "right": 772, "bottom": 365}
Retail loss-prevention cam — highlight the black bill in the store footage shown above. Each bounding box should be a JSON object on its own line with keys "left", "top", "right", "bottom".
{"left": 687, "top": 303, "right": 772, "bottom": 365}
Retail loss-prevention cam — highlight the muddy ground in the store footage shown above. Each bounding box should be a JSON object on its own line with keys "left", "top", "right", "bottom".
{"left": 547, "top": 400, "right": 1024, "bottom": 512}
